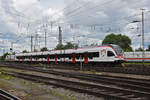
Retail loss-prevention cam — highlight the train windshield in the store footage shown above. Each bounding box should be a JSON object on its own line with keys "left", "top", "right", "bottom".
{"left": 111, "top": 45, "right": 123, "bottom": 55}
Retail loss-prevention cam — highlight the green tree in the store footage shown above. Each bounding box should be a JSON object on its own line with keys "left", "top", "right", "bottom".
{"left": 74, "top": 44, "right": 78, "bottom": 49}
{"left": 146, "top": 45, "right": 150, "bottom": 51}
{"left": 33, "top": 49, "right": 38, "bottom": 52}
{"left": 55, "top": 42, "right": 79, "bottom": 50}
{"left": 135, "top": 47, "right": 143, "bottom": 51}
{"left": 64, "top": 42, "right": 74, "bottom": 49}
{"left": 22, "top": 50, "right": 28, "bottom": 53}
{"left": 0, "top": 52, "right": 9, "bottom": 61}
{"left": 55, "top": 44, "right": 64, "bottom": 50}
{"left": 12, "top": 52, "right": 16, "bottom": 55}
{"left": 41, "top": 47, "right": 48, "bottom": 51}
{"left": 102, "top": 33, "right": 132, "bottom": 51}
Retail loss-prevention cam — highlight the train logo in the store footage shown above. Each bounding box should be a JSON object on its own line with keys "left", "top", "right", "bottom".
{"left": 101, "top": 49, "right": 106, "bottom": 57}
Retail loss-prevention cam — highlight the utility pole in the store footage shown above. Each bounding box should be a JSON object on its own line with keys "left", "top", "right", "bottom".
{"left": 34, "top": 33, "right": 38, "bottom": 51}
{"left": 58, "top": 26, "right": 62, "bottom": 45}
{"left": 11, "top": 42, "right": 13, "bottom": 53}
{"left": 45, "top": 31, "right": 47, "bottom": 48}
{"left": 141, "top": 9, "right": 145, "bottom": 66}
{"left": 44, "top": 24, "right": 47, "bottom": 48}
{"left": 31, "top": 35, "right": 33, "bottom": 52}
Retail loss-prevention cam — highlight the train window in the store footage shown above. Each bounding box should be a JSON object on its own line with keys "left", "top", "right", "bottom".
{"left": 107, "top": 51, "right": 115, "bottom": 57}
{"left": 87, "top": 52, "right": 99, "bottom": 59}
{"left": 59, "top": 54, "right": 64, "bottom": 58}
{"left": 88, "top": 52, "right": 93, "bottom": 59}
{"left": 49, "top": 55, "right": 55, "bottom": 59}
{"left": 93, "top": 52, "right": 99, "bottom": 57}
{"left": 26, "top": 56, "right": 30, "bottom": 59}
{"left": 37, "top": 55, "right": 43, "bottom": 58}
{"left": 75, "top": 53, "right": 84, "bottom": 59}
{"left": 57, "top": 55, "right": 60, "bottom": 59}
{"left": 32, "top": 55, "right": 37, "bottom": 59}
{"left": 65, "top": 54, "right": 72, "bottom": 59}
{"left": 76, "top": 53, "right": 80, "bottom": 59}
{"left": 43, "top": 55, "right": 48, "bottom": 58}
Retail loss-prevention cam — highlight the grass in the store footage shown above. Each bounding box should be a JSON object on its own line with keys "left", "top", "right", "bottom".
{"left": 0, "top": 74, "right": 15, "bottom": 91}
{"left": 123, "top": 62, "right": 150, "bottom": 65}
{"left": 0, "top": 73, "right": 13, "bottom": 80}
{"left": 0, "top": 68, "right": 77, "bottom": 100}
{"left": 49, "top": 90, "right": 77, "bottom": 100}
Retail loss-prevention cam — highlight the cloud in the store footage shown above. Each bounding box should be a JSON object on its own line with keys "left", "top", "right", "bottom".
{"left": 0, "top": 0, "right": 150, "bottom": 55}
{"left": 0, "top": 0, "right": 64, "bottom": 55}
{"left": 63, "top": 0, "right": 150, "bottom": 50}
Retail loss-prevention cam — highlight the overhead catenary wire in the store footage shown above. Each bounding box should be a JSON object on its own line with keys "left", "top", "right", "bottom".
{"left": 1, "top": 0, "right": 150, "bottom": 53}
{"left": 53, "top": 0, "right": 148, "bottom": 31}
{"left": 65, "top": 0, "right": 114, "bottom": 18}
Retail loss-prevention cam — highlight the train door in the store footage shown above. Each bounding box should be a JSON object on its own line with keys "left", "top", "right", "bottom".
{"left": 84, "top": 52, "right": 88, "bottom": 63}
{"left": 30, "top": 56, "right": 32, "bottom": 63}
{"left": 55, "top": 54, "right": 57, "bottom": 63}
{"left": 36, "top": 57, "right": 38, "bottom": 63}
{"left": 72, "top": 53, "right": 76, "bottom": 63}
{"left": 22, "top": 57, "right": 24, "bottom": 63}
{"left": 18, "top": 58, "right": 20, "bottom": 62}
{"left": 47, "top": 55, "right": 50, "bottom": 63}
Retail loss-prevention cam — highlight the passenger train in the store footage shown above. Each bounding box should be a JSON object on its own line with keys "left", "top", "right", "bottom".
{"left": 124, "top": 52, "right": 150, "bottom": 62}
{"left": 5, "top": 44, "right": 124, "bottom": 64}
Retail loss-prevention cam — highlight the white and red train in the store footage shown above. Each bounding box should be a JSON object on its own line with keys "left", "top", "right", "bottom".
{"left": 5, "top": 44, "right": 124, "bottom": 64}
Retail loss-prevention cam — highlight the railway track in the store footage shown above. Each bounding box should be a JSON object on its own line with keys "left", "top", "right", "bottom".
{"left": 1, "top": 62, "right": 150, "bottom": 99}
{"left": 3, "top": 62, "right": 150, "bottom": 75}
{"left": 0, "top": 89, "right": 20, "bottom": 100}
{"left": 3, "top": 71, "right": 150, "bottom": 100}
{"left": 7, "top": 64, "right": 150, "bottom": 93}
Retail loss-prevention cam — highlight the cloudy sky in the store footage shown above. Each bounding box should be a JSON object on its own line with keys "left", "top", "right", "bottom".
{"left": 0, "top": 0, "right": 150, "bottom": 55}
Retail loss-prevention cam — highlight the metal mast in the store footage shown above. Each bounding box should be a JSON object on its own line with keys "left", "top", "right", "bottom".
{"left": 141, "top": 9, "right": 145, "bottom": 65}
{"left": 58, "top": 26, "right": 62, "bottom": 45}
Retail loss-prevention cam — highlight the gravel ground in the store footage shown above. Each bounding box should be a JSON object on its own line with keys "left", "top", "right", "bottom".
{"left": 0, "top": 68, "right": 104, "bottom": 100}
{"left": 1, "top": 65, "right": 150, "bottom": 100}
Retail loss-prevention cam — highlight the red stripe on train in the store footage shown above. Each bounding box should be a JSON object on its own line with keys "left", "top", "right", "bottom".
{"left": 125, "top": 58, "right": 150, "bottom": 60}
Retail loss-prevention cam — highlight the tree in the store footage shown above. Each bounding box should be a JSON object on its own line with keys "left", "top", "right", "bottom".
{"left": 12, "top": 52, "right": 16, "bottom": 55}
{"left": 74, "top": 44, "right": 79, "bottom": 49}
{"left": 0, "top": 52, "right": 9, "bottom": 61}
{"left": 102, "top": 33, "right": 132, "bottom": 51}
{"left": 64, "top": 42, "right": 74, "bottom": 49}
{"left": 55, "top": 44, "right": 64, "bottom": 50}
{"left": 135, "top": 47, "right": 143, "bottom": 51}
{"left": 22, "top": 50, "right": 28, "bottom": 53}
{"left": 55, "top": 42, "right": 79, "bottom": 50}
{"left": 41, "top": 47, "right": 48, "bottom": 51}
{"left": 146, "top": 45, "right": 150, "bottom": 51}
{"left": 33, "top": 49, "right": 38, "bottom": 52}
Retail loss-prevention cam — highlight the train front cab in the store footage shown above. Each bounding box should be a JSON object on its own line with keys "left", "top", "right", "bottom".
{"left": 110, "top": 45, "right": 124, "bottom": 63}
